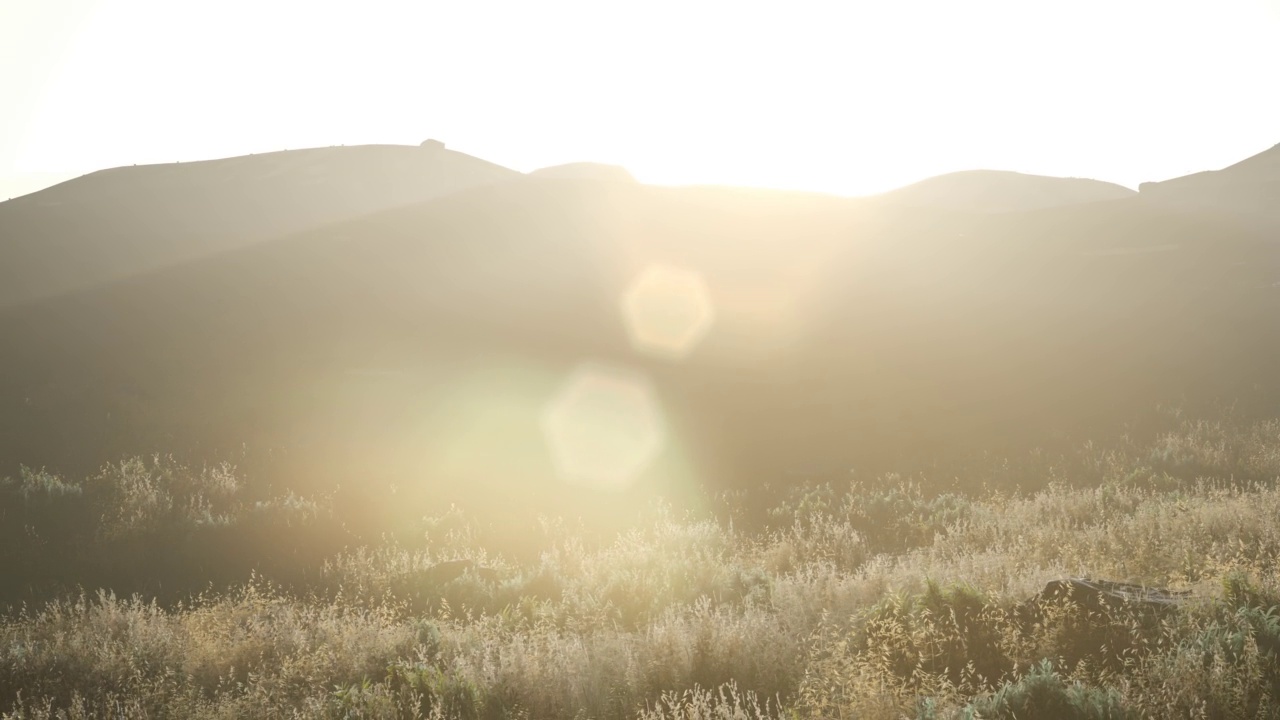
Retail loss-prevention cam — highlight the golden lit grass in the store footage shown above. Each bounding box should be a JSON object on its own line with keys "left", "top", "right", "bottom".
{"left": 5, "top": 415, "right": 1280, "bottom": 717}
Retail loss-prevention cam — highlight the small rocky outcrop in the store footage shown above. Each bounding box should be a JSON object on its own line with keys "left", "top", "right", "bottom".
{"left": 1016, "top": 577, "right": 1190, "bottom": 628}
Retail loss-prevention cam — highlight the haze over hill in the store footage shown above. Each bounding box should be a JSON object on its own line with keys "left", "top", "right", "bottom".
{"left": 2, "top": 141, "right": 1279, "bottom": 506}
{"left": 530, "top": 163, "right": 637, "bottom": 183}
{"left": 0, "top": 143, "right": 517, "bottom": 308}
{"left": 876, "top": 169, "right": 1136, "bottom": 213}
{"left": 1140, "top": 142, "right": 1280, "bottom": 228}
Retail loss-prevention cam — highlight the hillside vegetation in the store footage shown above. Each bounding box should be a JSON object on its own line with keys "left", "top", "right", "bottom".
{"left": 6, "top": 411, "right": 1280, "bottom": 718}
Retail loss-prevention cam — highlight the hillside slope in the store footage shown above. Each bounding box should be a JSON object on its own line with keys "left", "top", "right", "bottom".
{"left": 1139, "top": 143, "right": 1280, "bottom": 228}
{"left": 0, "top": 143, "right": 518, "bottom": 308}
{"left": 530, "top": 162, "right": 637, "bottom": 182}
{"left": 2, "top": 163, "right": 1278, "bottom": 498}
{"left": 875, "top": 169, "right": 1136, "bottom": 213}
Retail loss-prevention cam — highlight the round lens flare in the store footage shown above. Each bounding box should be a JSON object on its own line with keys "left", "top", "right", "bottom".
{"left": 540, "top": 362, "right": 666, "bottom": 491}
{"left": 621, "top": 264, "right": 715, "bottom": 360}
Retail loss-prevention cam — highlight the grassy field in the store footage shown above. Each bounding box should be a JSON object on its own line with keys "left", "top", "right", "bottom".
{"left": 5, "top": 411, "right": 1280, "bottom": 718}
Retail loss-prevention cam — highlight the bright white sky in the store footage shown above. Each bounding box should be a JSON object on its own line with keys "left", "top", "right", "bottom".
{"left": 3, "top": 0, "right": 1279, "bottom": 200}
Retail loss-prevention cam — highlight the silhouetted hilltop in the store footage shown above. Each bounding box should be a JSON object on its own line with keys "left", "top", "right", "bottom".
{"left": 1140, "top": 142, "right": 1280, "bottom": 227}
{"left": 0, "top": 144, "right": 517, "bottom": 308}
{"left": 0, "top": 172, "right": 76, "bottom": 203}
{"left": 876, "top": 169, "right": 1135, "bottom": 213}
{"left": 530, "top": 163, "right": 637, "bottom": 182}
{"left": 1142, "top": 142, "right": 1280, "bottom": 191}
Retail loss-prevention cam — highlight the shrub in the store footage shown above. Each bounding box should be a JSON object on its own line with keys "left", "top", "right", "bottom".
{"left": 941, "top": 660, "right": 1130, "bottom": 720}
{"left": 88, "top": 455, "right": 241, "bottom": 540}
{"left": 0, "top": 466, "right": 82, "bottom": 500}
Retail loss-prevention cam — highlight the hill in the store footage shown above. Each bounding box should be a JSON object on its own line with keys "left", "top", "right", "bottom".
{"left": 876, "top": 169, "right": 1136, "bottom": 213}
{"left": 530, "top": 162, "right": 637, "bottom": 182}
{"left": 0, "top": 178, "right": 868, "bottom": 495}
{"left": 2, "top": 149, "right": 1278, "bottom": 504}
{"left": 1140, "top": 142, "right": 1280, "bottom": 228}
{"left": 0, "top": 143, "right": 518, "bottom": 308}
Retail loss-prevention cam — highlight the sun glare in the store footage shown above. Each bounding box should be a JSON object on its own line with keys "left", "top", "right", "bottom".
{"left": 621, "top": 264, "right": 717, "bottom": 361}
{"left": 5, "top": 0, "right": 1279, "bottom": 196}
{"left": 541, "top": 362, "right": 666, "bottom": 492}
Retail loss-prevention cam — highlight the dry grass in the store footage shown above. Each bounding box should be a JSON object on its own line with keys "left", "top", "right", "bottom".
{"left": 4, "top": 414, "right": 1280, "bottom": 717}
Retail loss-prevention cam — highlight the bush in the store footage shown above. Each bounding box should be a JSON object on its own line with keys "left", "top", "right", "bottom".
{"left": 943, "top": 660, "right": 1130, "bottom": 720}
{"left": 861, "top": 581, "right": 1014, "bottom": 692}
{"left": 0, "top": 466, "right": 82, "bottom": 500}
{"left": 88, "top": 455, "right": 240, "bottom": 540}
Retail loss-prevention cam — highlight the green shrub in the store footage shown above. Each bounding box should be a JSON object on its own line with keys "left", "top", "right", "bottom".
{"left": 1130, "top": 607, "right": 1280, "bottom": 719}
{"left": 942, "top": 660, "right": 1130, "bottom": 720}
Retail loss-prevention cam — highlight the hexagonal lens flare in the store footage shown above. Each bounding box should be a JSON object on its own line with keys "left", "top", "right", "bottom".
{"left": 621, "top": 264, "right": 715, "bottom": 360}
{"left": 540, "top": 362, "right": 665, "bottom": 491}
